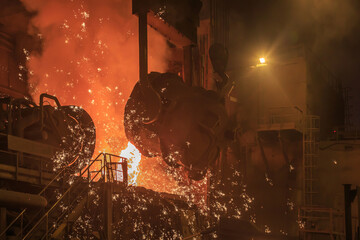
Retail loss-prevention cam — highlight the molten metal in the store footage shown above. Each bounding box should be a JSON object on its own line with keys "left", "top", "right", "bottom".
{"left": 20, "top": 0, "right": 183, "bottom": 191}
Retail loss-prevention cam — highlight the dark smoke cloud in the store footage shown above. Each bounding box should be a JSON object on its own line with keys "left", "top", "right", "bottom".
{"left": 293, "top": 0, "right": 360, "bottom": 125}
{"left": 294, "top": 0, "right": 360, "bottom": 49}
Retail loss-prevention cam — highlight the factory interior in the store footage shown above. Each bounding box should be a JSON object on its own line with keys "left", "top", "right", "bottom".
{"left": 0, "top": 0, "right": 359, "bottom": 239}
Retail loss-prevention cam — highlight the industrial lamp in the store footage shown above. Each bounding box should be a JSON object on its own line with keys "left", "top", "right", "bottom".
{"left": 256, "top": 57, "right": 267, "bottom": 67}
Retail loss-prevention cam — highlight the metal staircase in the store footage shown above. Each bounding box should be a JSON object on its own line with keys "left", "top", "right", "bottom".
{"left": 0, "top": 153, "right": 127, "bottom": 240}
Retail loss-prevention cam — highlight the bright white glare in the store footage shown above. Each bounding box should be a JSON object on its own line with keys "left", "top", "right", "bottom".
{"left": 259, "top": 57, "right": 266, "bottom": 64}
{"left": 120, "top": 142, "right": 141, "bottom": 185}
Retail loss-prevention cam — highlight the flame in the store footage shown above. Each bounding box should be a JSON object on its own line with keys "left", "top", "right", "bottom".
{"left": 120, "top": 141, "right": 141, "bottom": 185}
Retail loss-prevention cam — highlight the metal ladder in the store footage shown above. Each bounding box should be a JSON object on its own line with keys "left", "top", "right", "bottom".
{"left": 302, "top": 115, "right": 320, "bottom": 206}
{"left": 300, "top": 116, "right": 345, "bottom": 240}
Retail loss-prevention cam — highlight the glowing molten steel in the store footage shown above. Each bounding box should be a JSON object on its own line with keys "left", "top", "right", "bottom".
{"left": 19, "top": 0, "right": 188, "bottom": 192}
{"left": 120, "top": 142, "right": 141, "bottom": 185}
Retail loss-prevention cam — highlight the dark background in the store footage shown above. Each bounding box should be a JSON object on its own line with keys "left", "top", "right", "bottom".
{"left": 226, "top": 0, "right": 360, "bottom": 126}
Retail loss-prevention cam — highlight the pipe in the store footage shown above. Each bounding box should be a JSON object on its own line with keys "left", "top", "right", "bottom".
{"left": 40, "top": 93, "right": 61, "bottom": 131}
{"left": 0, "top": 189, "right": 47, "bottom": 208}
{"left": 138, "top": 10, "right": 148, "bottom": 88}
{"left": 137, "top": 10, "right": 161, "bottom": 124}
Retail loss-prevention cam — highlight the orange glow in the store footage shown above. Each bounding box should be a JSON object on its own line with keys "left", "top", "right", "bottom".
{"left": 20, "top": 0, "right": 190, "bottom": 192}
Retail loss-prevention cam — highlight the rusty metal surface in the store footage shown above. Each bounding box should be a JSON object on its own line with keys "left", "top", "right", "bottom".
{"left": 124, "top": 72, "right": 228, "bottom": 180}
{"left": 0, "top": 189, "right": 47, "bottom": 208}
{"left": 132, "top": 0, "right": 201, "bottom": 45}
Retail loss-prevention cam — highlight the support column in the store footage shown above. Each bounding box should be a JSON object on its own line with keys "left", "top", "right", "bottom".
{"left": 138, "top": 10, "right": 148, "bottom": 87}
{"left": 137, "top": 10, "right": 161, "bottom": 124}
{"left": 104, "top": 184, "right": 113, "bottom": 240}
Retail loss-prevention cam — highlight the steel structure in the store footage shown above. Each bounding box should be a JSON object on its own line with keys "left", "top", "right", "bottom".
{"left": 0, "top": 152, "right": 128, "bottom": 239}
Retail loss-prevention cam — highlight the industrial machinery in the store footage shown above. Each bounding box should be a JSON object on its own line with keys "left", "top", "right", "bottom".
{"left": 125, "top": 72, "right": 228, "bottom": 180}
{"left": 0, "top": 93, "right": 100, "bottom": 239}
{"left": 0, "top": 93, "right": 96, "bottom": 170}
{"left": 123, "top": 0, "right": 234, "bottom": 180}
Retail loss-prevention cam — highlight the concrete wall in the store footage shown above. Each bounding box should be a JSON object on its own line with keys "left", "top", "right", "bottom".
{"left": 231, "top": 55, "right": 307, "bottom": 133}
{"left": 258, "top": 57, "right": 307, "bottom": 118}
{"left": 318, "top": 140, "right": 360, "bottom": 209}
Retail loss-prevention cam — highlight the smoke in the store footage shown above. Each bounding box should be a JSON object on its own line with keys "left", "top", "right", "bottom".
{"left": 229, "top": 0, "right": 360, "bottom": 124}
{"left": 229, "top": 0, "right": 360, "bottom": 55}
{"left": 294, "top": 0, "right": 360, "bottom": 125}
{"left": 294, "top": 0, "right": 360, "bottom": 52}
{"left": 20, "top": 0, "right": 177, "bottom": 189}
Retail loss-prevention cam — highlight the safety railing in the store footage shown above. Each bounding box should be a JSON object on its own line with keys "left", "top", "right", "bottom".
{"left": 258, "top": 106, "right": 304, "bottom": 131}
{"left": 82, "top": 153, "right": 128, "bottom": 184}
{"left": 0, "top": 152, "right": 127, "bottom": 239}
{"left": 0, "top": 152, "right": 67, "bottom": 238}
{"left": 298, "top": 207, "right": 345, "bottom": 238}
{"left": 21, "top": 152, "right": 127, "bottom": 240}
{"left": 0, "top": 147, "right": 55, "bottom": 185}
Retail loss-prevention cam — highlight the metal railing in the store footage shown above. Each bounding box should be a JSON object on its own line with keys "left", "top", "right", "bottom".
{"left": 0, "top": 146, "right": 54, "bottom": 184}
{"left": 298, "top": 207, "right": 345, "bottom": 239}
{"left": 258, "top": 106, "right": 304, "bottom": 131}
{"left": 21, "top": 152, "right": 127, "bottom": 239}
{"left": 0, "top": 149, "right": 66, "bottom": 238}
{"left": 0, "top": 152, "right": 127, "bottom": 239}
